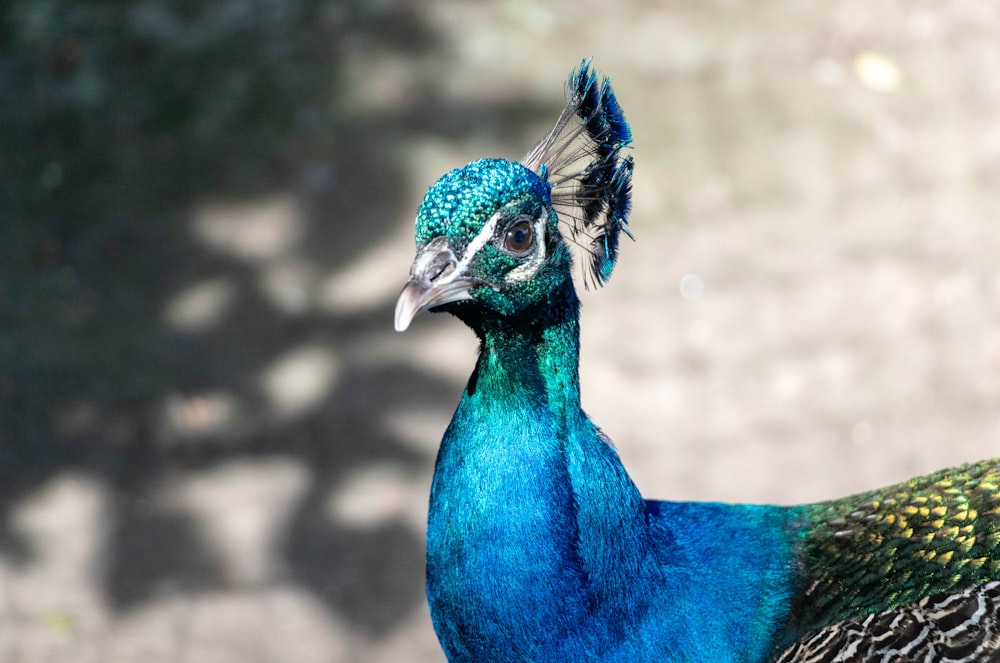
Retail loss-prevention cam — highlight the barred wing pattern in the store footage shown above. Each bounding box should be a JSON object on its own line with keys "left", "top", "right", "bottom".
{"left": 777, "top": 581, "right": 1000, "bottom": 663}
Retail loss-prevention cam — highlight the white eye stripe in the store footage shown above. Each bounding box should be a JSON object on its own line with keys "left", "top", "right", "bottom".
{"left": 505, "top": 213, "right": 547, "bottom": 283}
{"left": 429, "top": 210, "right": 502, "bottom": 289}
{"left": 432, "top": 207, "right": 547, "bottom": 288}
{"left": 457, "top": 211, "right": 501, "bottom": 272}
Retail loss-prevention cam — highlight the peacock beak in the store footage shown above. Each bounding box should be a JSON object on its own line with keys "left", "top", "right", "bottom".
{"left": 394, "top": 238, "right": 478, "bottom": 332}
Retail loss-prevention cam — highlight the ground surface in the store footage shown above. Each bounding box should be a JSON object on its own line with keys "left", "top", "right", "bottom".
{"left": 1, "top": 1, "right": 999, "bottom": 661}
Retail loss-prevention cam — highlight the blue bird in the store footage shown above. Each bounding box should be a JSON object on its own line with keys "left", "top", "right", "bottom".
{"left": 394, "top": 61, "right": 1000, "bottom": 662}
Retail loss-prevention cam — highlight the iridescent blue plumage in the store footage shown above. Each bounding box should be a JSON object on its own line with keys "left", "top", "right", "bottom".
{"left": 415, "top": 159, "right": 551, "bottom": 248}
{"left": 394, "top": 63, "right": 1000, "bottom": 662}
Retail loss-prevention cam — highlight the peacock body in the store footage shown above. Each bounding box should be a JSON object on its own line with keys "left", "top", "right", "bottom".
{"left": 394, "top": 61, "right": 1000, "bottom": 662}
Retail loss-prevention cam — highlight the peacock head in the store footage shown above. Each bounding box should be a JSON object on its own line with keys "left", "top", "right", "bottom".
{"left": 394, "top": 158, "right": 567, "bottom": 331}
{"left": 395, "top": 61, "right": 634, "bottom": 332}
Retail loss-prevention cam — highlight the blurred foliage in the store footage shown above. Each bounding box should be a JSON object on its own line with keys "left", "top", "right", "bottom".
{"left": 0, "top": 3, "right": 533, "bottom": 641}
{"left": 0, "top": 0, "right": 434, "bottom": 487}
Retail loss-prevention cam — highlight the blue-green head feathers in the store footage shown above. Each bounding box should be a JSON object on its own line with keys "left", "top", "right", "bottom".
{"left": 395, "top": 61, "right": 633, "bottom": 331}
{"left": 415, "top": 159, "right": 553, "bottom": 249}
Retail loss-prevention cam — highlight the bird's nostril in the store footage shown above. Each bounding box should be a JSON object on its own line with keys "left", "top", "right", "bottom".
{"left": 428, "top": 255, "right": 456, "bottom": 282}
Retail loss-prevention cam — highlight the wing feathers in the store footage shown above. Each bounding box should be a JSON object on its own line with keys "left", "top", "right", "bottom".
{"left": 777, "top": 581, "right": 1000, "bottom": 662}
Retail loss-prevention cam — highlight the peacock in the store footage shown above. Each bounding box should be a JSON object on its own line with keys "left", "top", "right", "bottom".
{"left": 393, "top": 60, "right": 1000, "bottom": 662}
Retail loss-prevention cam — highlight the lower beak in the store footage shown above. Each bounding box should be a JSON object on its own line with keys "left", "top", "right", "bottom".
{"left": 394, "top": 240, "right": 478, "bottom": 332}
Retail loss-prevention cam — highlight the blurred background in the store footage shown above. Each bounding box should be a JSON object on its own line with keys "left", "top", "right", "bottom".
{"left": 1, "top": 0, "right": 999, "bottom": 660}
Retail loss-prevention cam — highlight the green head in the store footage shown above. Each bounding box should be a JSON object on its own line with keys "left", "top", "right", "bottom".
{"left": 394, "top": 158, "right": 572, "bottom": 331}
{"left": 395, "top": 61, "right": 634, "bottom": 333}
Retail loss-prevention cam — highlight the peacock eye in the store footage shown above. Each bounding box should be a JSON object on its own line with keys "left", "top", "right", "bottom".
{"left": 503, "top": 220, "right": 534, "bottom": 256}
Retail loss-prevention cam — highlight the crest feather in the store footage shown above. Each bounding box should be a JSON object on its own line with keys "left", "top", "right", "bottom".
{"left": 521, "top": 60, "right": 634, "bottom": 288}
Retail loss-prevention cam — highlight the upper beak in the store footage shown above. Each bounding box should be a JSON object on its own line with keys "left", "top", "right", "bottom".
{"left": 394, "top": 238, "right": 478, "bottom": 332}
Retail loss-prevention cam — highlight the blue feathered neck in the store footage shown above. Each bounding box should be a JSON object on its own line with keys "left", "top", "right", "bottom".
{"left": 426, "top": 276, "right": 656, "bottom": 660}
{"left": 425, "top": 276, "right": 801, "bottom": 661}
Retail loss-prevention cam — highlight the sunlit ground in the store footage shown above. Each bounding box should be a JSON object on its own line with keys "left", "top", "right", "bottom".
{"left": 2, "top": 1, "right": 999, "bottom": 661}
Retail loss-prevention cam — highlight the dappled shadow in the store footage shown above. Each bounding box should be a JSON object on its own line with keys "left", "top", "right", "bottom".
{"left": 0, "top": 0, "right": 552, "bottom": 639}
{"left": 107, "top": 507, "right": 229, "bottom": 607}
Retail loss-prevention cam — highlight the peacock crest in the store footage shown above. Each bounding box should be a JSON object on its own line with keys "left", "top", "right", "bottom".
{"left": 521, "top": 59, "right": 635, "bottom": 289}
